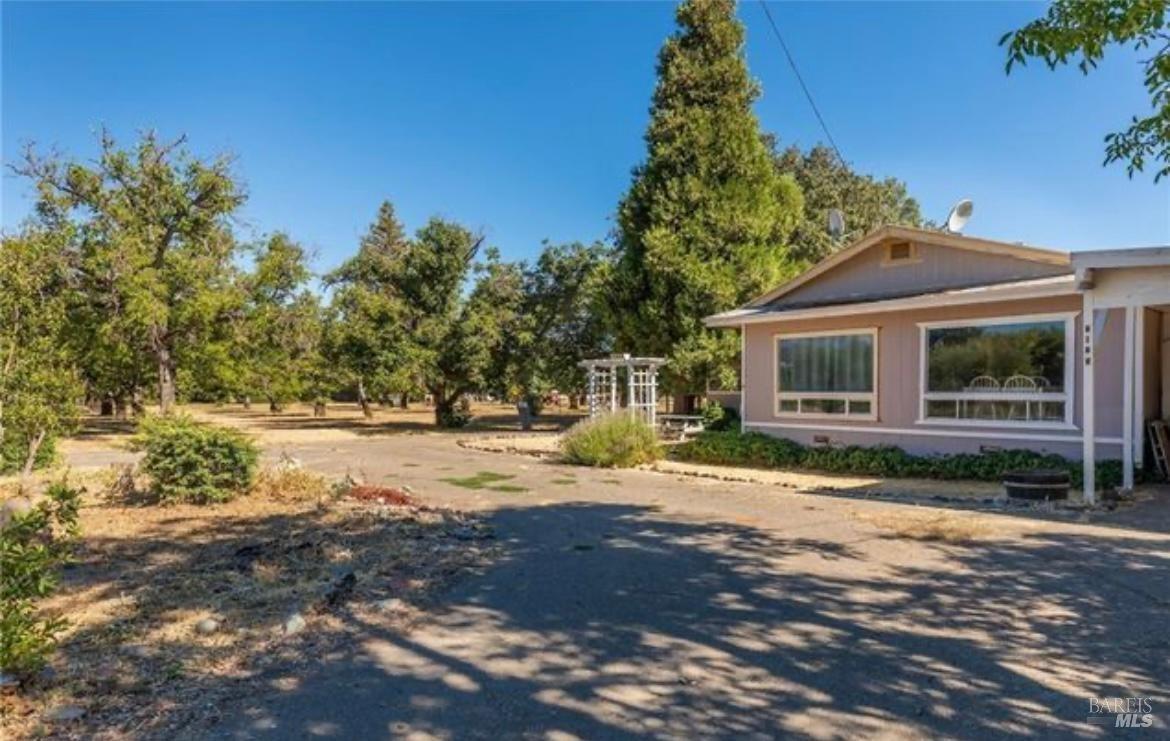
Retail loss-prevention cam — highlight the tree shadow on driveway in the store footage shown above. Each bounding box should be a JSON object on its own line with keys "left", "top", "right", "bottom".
{"left": 202, "top": 501, "right": 1170, "bottom": 740}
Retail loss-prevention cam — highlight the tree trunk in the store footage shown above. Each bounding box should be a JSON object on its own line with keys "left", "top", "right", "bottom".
{"left": 268, "top": 398, "right": 283, "bottom": 413}
{"left": 434, "top": 396, "right": 452, "bottom": 427}
{"left": 114, "top": 397, "right": 129, "bottom": 421}
{"left": 131, "top": 388, "right": 145, "bottom": 417}
{"left": 399, "top": 392, "right": 409, "bottom": 409}
{"left": 242, "top": 396, "right": 251, "bottom": 410}
{"left": 357, "top": 377, "right": 373, "bottom": 419}
{"left": 21, "top": 428, "right": 47, "bottom": 479}
{"left": 313, "top": 401, "right": 327, "bottom": 417}
{"left": 157, "top": 349, "right": 176, "bottom": 414}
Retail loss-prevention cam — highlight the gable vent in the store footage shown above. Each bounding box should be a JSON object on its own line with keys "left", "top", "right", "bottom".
{"left": 883, "top": 241, "right": 917, "bottom": 265}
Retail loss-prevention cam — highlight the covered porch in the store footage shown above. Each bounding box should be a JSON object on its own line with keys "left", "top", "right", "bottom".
{"left": 1076, "top": 247, "right": 1170, "bottom": 502}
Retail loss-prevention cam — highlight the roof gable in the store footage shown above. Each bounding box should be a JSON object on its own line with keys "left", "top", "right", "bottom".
{"left": 749, "top": 225, "right": 1070, "bottom": 309}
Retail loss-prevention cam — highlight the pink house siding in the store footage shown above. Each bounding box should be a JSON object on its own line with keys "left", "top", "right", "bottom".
{"left": 741, "top": 295, "right": 1126, "bottom": 459}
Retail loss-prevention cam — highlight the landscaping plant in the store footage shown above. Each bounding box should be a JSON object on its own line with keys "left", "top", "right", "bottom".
{"left": 674, "top": 430, "right": 1126, "bottom": 490}
{"left": 560, "top": 412, "right": 661, "bottom": 468}
{"left": 0, "top": 479, "right": 82, "bottom": 677}
{"left": 700, "top": 401, "right": 740, "bottom": 433}
{"left": 135, "top": 415, "right": 259, "bottom": 504}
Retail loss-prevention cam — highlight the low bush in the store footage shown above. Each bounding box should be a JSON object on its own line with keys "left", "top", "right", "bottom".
{"left": 560, "top": 412, "right": 662, "bottom": 468}
{"left": 135, "top": 415, "right": 259, "bottom": 504}
{"left": 0, "top": 479, "right": 82, "bottom": 677}
{"left": 674, "top": 430, "right": 1124, "bottom": 490}
{"left": 700, "top": 401, "right": 741, "bottom": 433}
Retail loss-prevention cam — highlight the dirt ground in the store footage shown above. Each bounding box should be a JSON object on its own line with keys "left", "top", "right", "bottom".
{"left": 190, "top": 401, "right": 586, "bottom": 446}
{"left": 5, "top": 408, "right": 1170, "bottom": 739}
{"left": 0, "top": 411, "right": 508, "bottom": 740}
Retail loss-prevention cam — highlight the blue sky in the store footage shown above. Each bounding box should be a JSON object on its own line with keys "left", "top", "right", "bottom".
{"left": 3, "top": 1, "right": 1167, "bottom": 274}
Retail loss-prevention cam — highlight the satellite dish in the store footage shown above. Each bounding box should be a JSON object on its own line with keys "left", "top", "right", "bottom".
{"left": 827, "top": 208, "right": 845, "bottom": 238}
{"left": 945, "top": 199, "right": 974, "bottom": 233}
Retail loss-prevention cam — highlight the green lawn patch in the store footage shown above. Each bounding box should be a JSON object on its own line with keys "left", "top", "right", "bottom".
{"left": 441, "top": 470, "right": 527, "bottom": 492}
{"left": 550, "top": 477, "right": 577, "bottom": 485}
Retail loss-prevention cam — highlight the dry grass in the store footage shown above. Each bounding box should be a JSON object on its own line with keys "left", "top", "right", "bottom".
{"left": 855, "top": 510, "right": 995, "bottom": 544}
{"left": 186, "top": 402, "right": 586, "bottom": 446}
{"left": 0, "top": 482, "right": 496, "bottom": 739}
{"left": 249, "top": 462, "right": 331, "bottom": 502}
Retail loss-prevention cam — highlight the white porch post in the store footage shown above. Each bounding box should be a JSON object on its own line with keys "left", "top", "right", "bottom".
{"left": 1082, "top": 292, "right": 1096, "bottom": 503}
{"left": 1135, "top": 307, "right": 1145, "bottom": 470}
{"left": 1123, "top": 305, "right": 1136, "bottom": 490}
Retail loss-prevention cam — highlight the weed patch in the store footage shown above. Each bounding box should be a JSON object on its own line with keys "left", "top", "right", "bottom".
{"left": 489, "top": 484, "right": 529, "bottom": 493}
{"left": 441, "top": 471, "right": 525, "bottom": 492}
{"left": 855, "top": 511, "right": 993, "bottom": 543}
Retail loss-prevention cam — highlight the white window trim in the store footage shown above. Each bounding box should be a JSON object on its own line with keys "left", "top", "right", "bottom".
{"left": 773, "top": 328, "right": 878, "bottom": 421}
{"left": 916, "top": 312, "right": 1077, "bottom": 429}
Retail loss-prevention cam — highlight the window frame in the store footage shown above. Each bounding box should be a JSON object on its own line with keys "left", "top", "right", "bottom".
{"left": 916, "top": 312, "right": 1077, "bottom": 429}
{"left": 773, "top": 327, "right": 879, "bottom": 421}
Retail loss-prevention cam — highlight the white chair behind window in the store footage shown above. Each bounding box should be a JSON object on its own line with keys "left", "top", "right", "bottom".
{"left": 965, "top": 376, "right": 1000, "bottom": 419}
{"left": 1004, "top": 375, "right": 1037, "bottom": 420}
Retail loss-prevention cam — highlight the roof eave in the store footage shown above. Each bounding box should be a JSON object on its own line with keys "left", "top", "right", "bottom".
{"left": 705, "top": 275, "right": 1078, "bottom": 328}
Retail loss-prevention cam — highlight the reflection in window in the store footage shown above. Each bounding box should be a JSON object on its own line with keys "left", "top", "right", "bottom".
{"left": 922, "top": 318, "right": 1070, "bottom": 424}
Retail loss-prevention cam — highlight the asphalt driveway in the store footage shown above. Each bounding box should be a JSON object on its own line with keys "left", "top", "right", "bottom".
{"left": 85, "top": 433, "right": 1169, "bottom": 740}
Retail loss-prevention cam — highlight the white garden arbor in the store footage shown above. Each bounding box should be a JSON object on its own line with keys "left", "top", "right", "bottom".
{"left": 579, "top": 355, "right": 665, "bottom": 426}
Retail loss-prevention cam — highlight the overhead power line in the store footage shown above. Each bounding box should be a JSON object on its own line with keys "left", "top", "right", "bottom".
{"left": 756, "top": 1, "right": 847, "bottom": 168}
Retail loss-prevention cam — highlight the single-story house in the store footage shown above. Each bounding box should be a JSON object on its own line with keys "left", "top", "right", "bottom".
{"left": 704, "top": 225, "right": 1170, "bottom": 502}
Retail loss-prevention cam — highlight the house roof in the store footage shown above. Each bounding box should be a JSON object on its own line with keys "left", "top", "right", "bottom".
{"left": 705, "top": 274, "right": 1077, "bottom": 328}
{"left": 745, "top": 225, "right": 1070, "bottom": 308}
{"left": 1071, "top": 245, "right": 1170, "bottom": 270}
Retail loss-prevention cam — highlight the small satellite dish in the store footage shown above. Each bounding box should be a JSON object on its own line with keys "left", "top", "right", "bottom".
{"left": 827, "top": 208, "right": 845, "bottom": 238}
{"left": 945, "top": 199, "right": 974, "bottom": 234}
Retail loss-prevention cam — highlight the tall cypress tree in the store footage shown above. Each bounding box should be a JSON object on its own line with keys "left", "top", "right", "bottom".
{"left": 611, "top": 0, "right": 803, "bottom": 396}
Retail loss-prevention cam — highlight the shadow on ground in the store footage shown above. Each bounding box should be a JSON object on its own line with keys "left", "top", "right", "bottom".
{"left": 195, "top": 501, "right": 1170, "bottom": 740}
{"left": 11, "top": 498, "right": 487, "bottom": 739}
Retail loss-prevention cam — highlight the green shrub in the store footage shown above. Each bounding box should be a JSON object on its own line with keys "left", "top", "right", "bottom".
{"left": 135, "top": 415, "right": 259, "bottom": 504}
{"left": 560, "top": 413, "right": 662, "bottom": 468}
{"left": 0, "top": 432, "right": 56, "bottom": 475}
{"left": 700, "top": 401, "right": 741, "bottom": 433}
{"left": 673, "top": 430, "right": 1125, "bottom": 490}
{"left": 1, "top": 479, "right": 82, "bottom": 676}
{"left": 437, "top": 398, "right": 473, "bottom": 428}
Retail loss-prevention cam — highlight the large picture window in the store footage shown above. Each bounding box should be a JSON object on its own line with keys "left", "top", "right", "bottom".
{"left": 919, "top": 314, "right": 1073, "bottom": 426}
{"left": 776, "top": 330, "right": 876, "bottom": 418}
